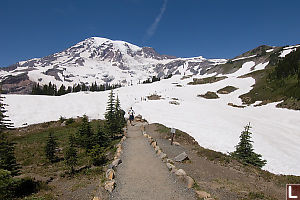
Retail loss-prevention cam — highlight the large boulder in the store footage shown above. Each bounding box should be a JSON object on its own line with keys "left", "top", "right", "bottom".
{"left": 174, "top": 152, "right": 189, "bottom": 162}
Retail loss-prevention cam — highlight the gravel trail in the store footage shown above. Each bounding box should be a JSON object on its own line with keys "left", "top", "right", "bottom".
{"left": 110, "top": 122, "right": 196, "bottom": 200}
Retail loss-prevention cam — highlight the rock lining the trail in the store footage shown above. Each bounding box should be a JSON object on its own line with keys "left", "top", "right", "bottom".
{"left": 102, "top": 133, "right": 127, "bottom": 195}
{"left": 143, "top": 125, "right": 215, "bottom": 199}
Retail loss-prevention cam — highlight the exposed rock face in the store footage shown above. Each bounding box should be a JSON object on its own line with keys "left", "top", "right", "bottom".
{"left": 1, "top": 73, "right": 34, "bottom": 94}
{"left": 0, "top": 37, "right": 226, "bottom": 94}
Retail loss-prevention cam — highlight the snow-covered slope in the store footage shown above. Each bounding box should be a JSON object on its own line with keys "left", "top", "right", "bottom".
{"left": 4, "top": 60, "right": 300, "bottom": 176}
{"left": 0, "top": 37, "right": 226, "bottom": 93}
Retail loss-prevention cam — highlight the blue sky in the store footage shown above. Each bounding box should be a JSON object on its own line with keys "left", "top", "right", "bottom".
{"left": 1, "top": 0, "right": 300, "bottom": 67}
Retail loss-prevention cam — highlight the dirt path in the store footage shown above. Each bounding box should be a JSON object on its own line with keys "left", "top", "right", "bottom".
{"left": 110, "top": 122, "right": 196, "bottom": 200}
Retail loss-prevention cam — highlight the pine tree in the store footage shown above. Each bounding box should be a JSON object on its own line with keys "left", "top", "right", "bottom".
{"left": 115, "top": 95, "right": 126, "bottom": 134}
{"left": 94, "top": 124, "right": 110, "bottom": 148}
{"left": 0, "top": 89, "right": 19, "bottom": 176}
{"left": 231, "top": 123, "right": 266, "bottom": 168}
{"left": 88, "top": 144, "right": 106, "bottom": 166}
{"left": 45, "top": 132, "right": 57, "bottom": 163}
{"left": 0, "top": 133, "right": 20, "bottom": 176}
{"left": 105, "top": 90, "right": 116, "bottom": 138}
{"left": 57, "top": 84, "right": 67, "bottom": 96}
{"left": 65, "top": 134, "right": 77, "bottom": 174}
{"left": 76, "top": 115, "right": 93, "bottom": 152}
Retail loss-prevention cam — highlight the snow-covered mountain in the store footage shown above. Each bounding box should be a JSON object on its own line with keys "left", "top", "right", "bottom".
{"left": 0, "top": 37, "right": 226, "bottom": 93}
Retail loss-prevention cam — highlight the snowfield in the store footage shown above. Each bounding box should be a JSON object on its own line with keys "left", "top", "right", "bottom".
{"left": 4, "top": 62, "right": 300, "bottom": 176}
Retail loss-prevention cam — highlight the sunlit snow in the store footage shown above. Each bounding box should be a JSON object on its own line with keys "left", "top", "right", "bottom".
{"left": 4, "top": 61, "right": 300, "bottom": 176}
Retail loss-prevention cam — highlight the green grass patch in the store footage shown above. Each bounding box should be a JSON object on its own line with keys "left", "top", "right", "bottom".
{"left": 239, "top": 68, "right": 300, "bottom": 109}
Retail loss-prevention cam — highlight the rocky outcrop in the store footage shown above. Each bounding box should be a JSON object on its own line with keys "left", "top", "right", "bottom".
{"left": 1, "top": 73, "right": 34, "bottom": 94}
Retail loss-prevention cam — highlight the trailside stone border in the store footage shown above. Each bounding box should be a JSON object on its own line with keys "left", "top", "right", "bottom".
{"left": 142, "top": 127, "right": 215, "bottom": 200}
{"left": 94, "top": 128, "right": 127, "bottom": 199}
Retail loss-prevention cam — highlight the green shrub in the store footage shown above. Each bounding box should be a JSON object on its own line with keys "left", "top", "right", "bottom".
{"left": 65, "top": 118, "right": 75, "bottom": 125}
{"left": 231, "top": 123, "right": 266, "bottom": 168}
{"left": 0, "top": 169, "right": 15, "bottom": 199}
{"left": 88, "top": 145, "right": 106, "bottom": 166}
{"left": 0, "top": 170, "right": 39, "bottom": 199}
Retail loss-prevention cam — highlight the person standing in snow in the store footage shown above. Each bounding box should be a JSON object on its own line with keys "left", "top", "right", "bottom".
{"left": 128, "top": 107, "right": 135, "bottom": 126}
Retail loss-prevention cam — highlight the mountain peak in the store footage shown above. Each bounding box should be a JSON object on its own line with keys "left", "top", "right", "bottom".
{"left": 0, "top": 37, "right": 226, "bottom": 94}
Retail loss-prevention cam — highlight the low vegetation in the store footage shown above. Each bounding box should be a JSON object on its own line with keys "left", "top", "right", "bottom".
{"left": 188, "top": 76, "right": 227, "bottom": 85}
{"left": 197, "top": 91, "right": 219, "bottom": 99}
{"left": 147, "top": 94, "right": 162, "bottom": 100}
{"left": 217, "top": 86, "right": 238, "bottom": 94}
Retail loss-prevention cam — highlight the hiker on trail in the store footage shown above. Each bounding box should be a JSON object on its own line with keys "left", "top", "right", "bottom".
{"left": 128, "top": 107, "right": 135, "bottom": 126}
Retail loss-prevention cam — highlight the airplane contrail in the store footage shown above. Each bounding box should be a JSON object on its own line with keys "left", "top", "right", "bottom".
{"left": 145, "top": 0, "right": 168, "bottom": 40}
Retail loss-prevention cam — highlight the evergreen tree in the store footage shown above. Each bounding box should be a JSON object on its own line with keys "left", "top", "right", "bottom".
{"left": 105, "top": 90, "right": 116, "bottom": 138}
{"left": 67, "top": 86, "right": 72, "bottom": 93}
{"left": 0, "top": 89, "right": 19, "bottom": 176}
{"left": 81, "top": 83, "right": 88, "bottom": 91}
{"left": 0, "top": 133, "right": 20, "bottom": 176}
{"left": 88, "top": 144, "right": 106, "bottom": 166}
{"left": 57, "top": 84, "right": 67, "bottom": 96}
{"left": 76, "top": 115, "right": 93, "bottom": 152}
{"left": 45, "top": 132, "right": 57, "bottom": 163}
{"left": 65, "top": 134, "right": 77, "bottom": 174}
{"left": 94, "top": 124, "right": 110, "bottom": 148}
{"left": 231, "top": 123, "right": 266, "bottom": 168}
{"left": 99, "top": 84, "right": 105, "bottom": 91}
{"left": 73, "top": 84, "right": 81, "bottom": 93}
{"left": 115, "top": 95, "right": 126, "bottom": 134}
{"left": 0, "top": 169, "right": 15, "bottom": 199}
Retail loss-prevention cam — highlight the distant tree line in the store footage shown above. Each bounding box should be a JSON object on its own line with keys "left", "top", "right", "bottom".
{"left": 31, "top": 81, "right": 122, "bottom": 96}
{"left": 142, "top": 74, "right": 172, "bottom": 84}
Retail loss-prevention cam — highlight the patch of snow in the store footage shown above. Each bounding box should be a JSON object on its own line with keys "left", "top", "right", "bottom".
{"left": 231, "top": 61, "right": 255, "bottom": 76}
{"left": 283, "top": 44, "right": 300, "bottom": 50}
{"left": 254, "top": 62, "right": 269, "bottom": 71}
{"left": 279, "top": 49, "right": 295, "bottom": 58}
